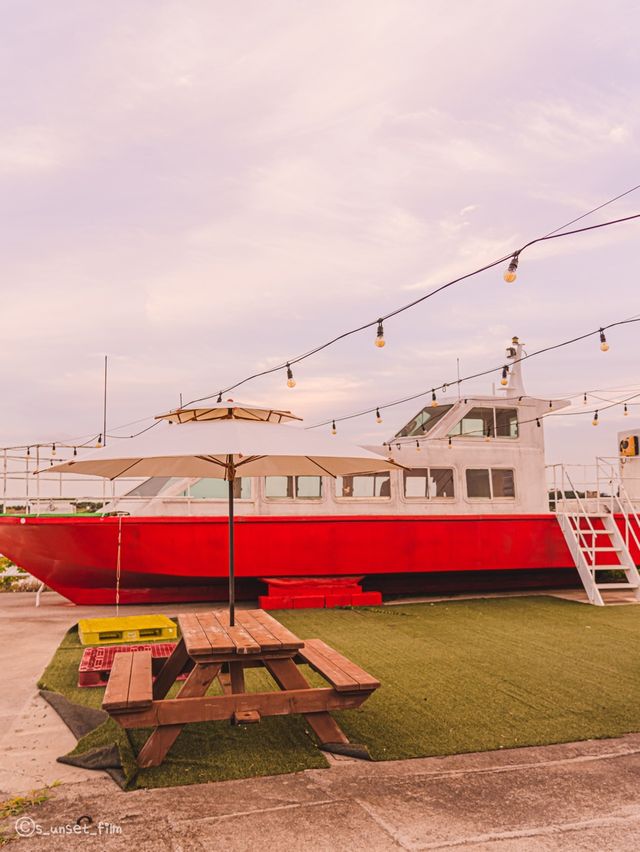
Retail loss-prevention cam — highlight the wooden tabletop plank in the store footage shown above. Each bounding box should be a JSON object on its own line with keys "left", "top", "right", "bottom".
{"left": 177, "top": 613, "right": 214, "bottom": 656}
{"left": 249, "top": 609, "right": 304, "bottom": 650}
{"left": 214, "top": 611, "right": 261, "bottom": 654}
{"left": 194, "top": 611, "right": 236, "bottom": 654}
{"left": 102, "top": 652, "right": 134, "bottom": 712}
{"left": 127, "top": 650, "right": 154, "bottom": 709}
{"left": 235, "top": 611, "right": 283, "bottom": 651}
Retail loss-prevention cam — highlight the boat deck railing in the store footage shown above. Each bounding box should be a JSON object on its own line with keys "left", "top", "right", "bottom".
{"left": 546, "top": 457, "right": 640, "bottom": 515}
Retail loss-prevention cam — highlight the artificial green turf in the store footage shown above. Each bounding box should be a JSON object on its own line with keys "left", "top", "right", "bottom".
{"left": 39, "top": 596, "right": 640, "bottom": 788}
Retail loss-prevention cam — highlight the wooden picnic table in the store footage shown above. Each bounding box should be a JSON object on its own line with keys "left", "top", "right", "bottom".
{"left": 102, "top": 609, "right": 380, "bottom": 767}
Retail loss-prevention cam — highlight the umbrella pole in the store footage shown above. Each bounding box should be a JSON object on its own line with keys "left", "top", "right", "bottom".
{"left": 228, "top": 474, "right": 235, "bottom": 627}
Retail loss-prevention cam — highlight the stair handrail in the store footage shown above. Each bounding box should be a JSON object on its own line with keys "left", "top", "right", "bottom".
{"left": 613, "top": 482, "right": 640, "bottom": 554}
{"left": 559, "top": 467, "right": 599, "bottom": 563}
{"left": 595, "top": 456, "right": 640, "bottom": 555}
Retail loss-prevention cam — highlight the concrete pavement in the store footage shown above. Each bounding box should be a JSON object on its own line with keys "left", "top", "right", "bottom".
{"left": 1, "top": 591, "right": 639, "bottom": 850}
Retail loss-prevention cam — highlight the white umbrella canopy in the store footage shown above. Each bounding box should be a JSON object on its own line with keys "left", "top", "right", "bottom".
{"left": 42, "top": 402, "right": 401, "bottom": 623}
{"left": 44, "top": 417, "right": 397, "bottom": 480}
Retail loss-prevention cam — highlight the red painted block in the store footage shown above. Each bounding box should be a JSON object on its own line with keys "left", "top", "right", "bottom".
{"left": 351, "top": 592, "right": 383, "bottom": 606}
{"left": 258, "top": 595, "right": 293, "bottom": 610}
{"left": 292, "top": 595, "right": 325, "bottom": 609}
{"left": 325, "top": 593, "right": 353, "bottom": 608}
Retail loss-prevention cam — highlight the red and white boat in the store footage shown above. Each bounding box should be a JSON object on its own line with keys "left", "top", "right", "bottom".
{"left": 1, "top": 337, "right": 639, "bottom": 606}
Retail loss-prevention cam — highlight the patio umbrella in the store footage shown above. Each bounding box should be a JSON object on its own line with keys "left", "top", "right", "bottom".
{"left": 42, "top": 401, "right": 402, "bottom": 624}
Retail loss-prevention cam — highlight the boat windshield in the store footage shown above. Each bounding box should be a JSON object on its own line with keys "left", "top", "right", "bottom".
{"left": 395, "top": 405, "right": 453, "bottom": 437}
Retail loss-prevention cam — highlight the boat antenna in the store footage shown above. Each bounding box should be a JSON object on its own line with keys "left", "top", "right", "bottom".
{"left": 102, "top": 356, "right": 108, "bottom": 448}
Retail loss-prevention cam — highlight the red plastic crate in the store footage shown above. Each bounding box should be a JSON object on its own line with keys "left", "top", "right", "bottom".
{"left": 325, "top": 593, "right": 353, "bottom": 608}
{"left": 293, "top": 595, "right": 325, "bottom": 609}
{"left": 77, "top": 642, "right": 189, "bottom": 687}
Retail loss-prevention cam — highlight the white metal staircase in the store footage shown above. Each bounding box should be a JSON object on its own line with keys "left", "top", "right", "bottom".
{"left": 550, "top": 463, "right": 640, "bottom": 606}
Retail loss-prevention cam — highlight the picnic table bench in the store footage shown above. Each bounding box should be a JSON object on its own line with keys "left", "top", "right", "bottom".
{"left": 102, "top": 609, "right": 380, "bottom": 767}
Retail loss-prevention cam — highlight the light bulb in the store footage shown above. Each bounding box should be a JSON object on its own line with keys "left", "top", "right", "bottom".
{"left": 51, "top": 443, "right": 56, "bottom": 456}
{"left": 448, "top": 436, "right": 452, "bottom": 449}
{"left": 375, "top": 319, "right": 385, "bottom": 348}
{"left": 503, "top": 254, "right": 519, "bottom": 283}
{"left": 286, "top": 363, "right": 296, "bottom": 388}
{"left": 96, "top": 434, "right": 103, "bottom": 447}
{"left": 599, "top": 329, "right": 609, "bottom": 352}
{"left": 624, "top": 404, "right": 629, "bottom": 416}
{"left": 431, "top": 389, "right": 438, "bottom": 408}
{"left": 592, "top": 412, "right": 599, "bottom": 426}
{"left": 216, "top": 393, "right": 222, "bottom": 403}
{"left": 536, "top": 418, "right": 541, "bottom": 428}
{"left": 375, "top": 407, "right": 382, "bottom": 424}
{"left": 500, "top": 366, "right": 509, "bottom": 386}
{"left": 415, "top": 440, "right": 421, "bottom": 452}
{"left": 73, "top": 447, "right": 78, "bottom": 456}
{"left": 331, "top": 420, "right": 337, "bottom": 435}
{"left": 583, "top": 393, "right": 587, "bottom": 405}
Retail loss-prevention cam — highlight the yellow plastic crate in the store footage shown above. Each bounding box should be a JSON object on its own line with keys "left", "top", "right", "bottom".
{"left": 78, "top": 614, "right": 178, "bottom": 646}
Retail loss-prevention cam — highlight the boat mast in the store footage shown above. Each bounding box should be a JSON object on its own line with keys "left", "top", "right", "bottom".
{"left": 504, "top": 336, "right": 525, "bottom": 398}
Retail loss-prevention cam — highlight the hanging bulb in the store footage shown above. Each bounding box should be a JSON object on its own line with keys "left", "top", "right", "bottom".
{"left": 26, "top": 446, "right": 30, "bottom": 456}
{"left": 375, "top": 407, "right": 382, "bottom": 424}
{"left": 73, "top": 447, "right": 78, "bottom": 456}
{"left": 331, "top": 420, "right": 337, "bottom": 435}
{"left": 286, "top": 363, "right": 296, "bottom": 388}
{"left": 599, "top": 329, "right": 609, "bottom": 352}
{"left": 448, "top": 436, "right": 452, "bottom": 449}
{"left": 592, "top": 411, "right": 599, "bottom": 426}
{"left": 375, "top": 319, "right": 385, "bottom": 348}
{"left": 583, "top": 393, "right": 587, "bottom": 405}
{"left": 624, "top": 404, "right": 629, "bottom": 416}
{"left": 51, "top": 443, "right": 56, "bottom": 456}
{"left": 503, "top": 254, "right": 519, "bottom": 283}
{"left": 216, "top": 392, "right": 222, "bottom": 403}
{"left": 396, "top": 443, "right": 401, "bottom": 451}
{"left": 415, "top": 440, "right": 421, "bottom": 452}
{"left": 431, "top": 389, "right": 438, "bottom": 408}
{"left": 536, "top": 418, "right": 541, "bottom": 428}
{"left": 420, "top": 423, "right": 426, "bottom": 433}
{"left": 500, "top": 366, "right": 509, "bottom": 386}
{"left": 548, "top": 400, "right": 553, "bottom": 410}
{"left": 50, "top": 458, "right": 53, "bottom": 466}
{"left": 96, "top": 434, "right": 103, "bottom": 447}
{"left": 485, "top": 427, "right": 492, "bottom": 442}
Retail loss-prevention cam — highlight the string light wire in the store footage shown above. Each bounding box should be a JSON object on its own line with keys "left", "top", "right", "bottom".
{"left": 186, "top": 208, "right": 640, "bottom": 405}
{"left": 308, "top": 315, "right": 640, "bottom": 430}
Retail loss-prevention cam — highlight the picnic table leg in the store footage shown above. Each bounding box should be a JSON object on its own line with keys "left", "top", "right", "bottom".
{"left": 137, "top": 662, "right": 221, "bottom": 768}
{"left": 152, "top": 637, "right": 190, "bottom": 700}
{"left": 265, "top": 658, "right": 349, "bottom": 746}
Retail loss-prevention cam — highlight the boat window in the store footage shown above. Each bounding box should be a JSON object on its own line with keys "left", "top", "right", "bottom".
{"left": 337, "top": 473, "right": 391, "bottom": 498}
{"left": 450, "top": 408, "right": 493, "bottom": 438}
{"left": 403, "top": 468, "right": 455, "bottom": 498}
{"left": 265, "top": 476, "right": 323, "bottom": 499}
{"left": 495, "top": 408, "right": 519, "bottom": 438}
{"left": 450, "top": 407, "right": 518, "bottom": 439}
{"left": 492, "top": 468, "right": 515, "bottom": 497}
{"left": 395, "top": 405, "right": 453, "bottom": 437}
{"left": 466, "top": 468, "right": 515, "bottom": 499}
{"left": 181, "top": 478, "right": 250, "bottom": 499}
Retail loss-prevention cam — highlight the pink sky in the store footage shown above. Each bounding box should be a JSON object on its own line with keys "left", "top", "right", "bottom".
{"left": 2, "top": 0, "right": 639, "bottom": 464}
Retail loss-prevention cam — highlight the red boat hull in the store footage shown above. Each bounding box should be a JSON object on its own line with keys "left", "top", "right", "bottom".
{"left": 0, "top": 513, "right": 637, "bottom": 605}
